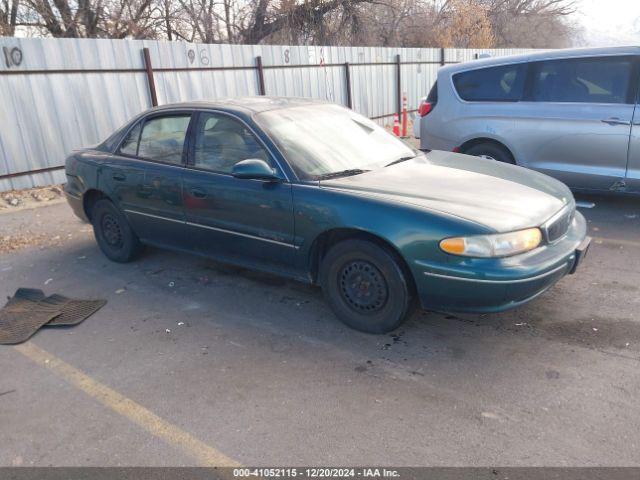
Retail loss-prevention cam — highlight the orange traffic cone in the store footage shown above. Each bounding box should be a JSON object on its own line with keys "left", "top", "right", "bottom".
{"left": 392, "top": 113, "right": 400, "bottom": 136}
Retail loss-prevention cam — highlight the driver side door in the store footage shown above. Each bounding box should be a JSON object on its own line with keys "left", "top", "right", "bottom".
{"left": 182, "top": 111, "right": 296, "bottom": 275}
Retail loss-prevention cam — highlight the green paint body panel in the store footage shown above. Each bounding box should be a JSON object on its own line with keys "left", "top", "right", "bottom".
{"left": 64, "top": 98, "right": 588, "bottom": 314}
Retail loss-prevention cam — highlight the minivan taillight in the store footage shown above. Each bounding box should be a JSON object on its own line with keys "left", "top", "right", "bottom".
{"left": 418, "top": 101, "right": 433, "bottom": 117}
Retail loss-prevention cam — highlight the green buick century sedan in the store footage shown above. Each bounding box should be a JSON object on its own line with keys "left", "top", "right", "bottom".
{"left": 64, "top": 97, "right": 591, "bottom": 333}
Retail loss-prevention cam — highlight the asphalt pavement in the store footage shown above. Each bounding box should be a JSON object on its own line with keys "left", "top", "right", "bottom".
{"left": 1, "top": 193, "right": 639, "bottom": 466}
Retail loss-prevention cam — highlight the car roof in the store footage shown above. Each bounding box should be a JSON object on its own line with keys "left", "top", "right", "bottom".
{"left": 149, "top": 96, "right": 328, "bottom": 115}
{"left": 441, "top": 46, "right": 640, "bottom": 74}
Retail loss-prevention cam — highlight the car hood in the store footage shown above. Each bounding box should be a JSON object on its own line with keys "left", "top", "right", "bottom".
{"left": 320, "top": 150, "right": 573, "bottom": 232}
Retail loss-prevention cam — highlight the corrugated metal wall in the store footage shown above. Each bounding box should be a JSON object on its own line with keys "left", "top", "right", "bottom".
{"left": 0, "top": 38, "right": 534, "bottom": 191}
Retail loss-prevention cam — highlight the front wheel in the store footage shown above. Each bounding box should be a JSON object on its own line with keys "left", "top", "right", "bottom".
{"left": 320, "top": 239, "right": 415, "bottom": 334}
{"left": 91, "top": 199, "right": 143, "bottom": 263}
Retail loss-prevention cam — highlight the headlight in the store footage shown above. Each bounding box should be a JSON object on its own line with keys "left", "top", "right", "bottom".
{"left": 440, "top": 228, "right": 542, "bottom": 258}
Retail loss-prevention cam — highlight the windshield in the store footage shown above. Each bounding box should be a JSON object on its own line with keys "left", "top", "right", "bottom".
{"left": 255, "top": 104, "right": 417, "bottom": 180}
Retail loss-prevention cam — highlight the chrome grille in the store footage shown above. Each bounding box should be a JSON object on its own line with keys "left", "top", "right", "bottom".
{"left": 543, "top": 206, "right": 574, "bottom": 243}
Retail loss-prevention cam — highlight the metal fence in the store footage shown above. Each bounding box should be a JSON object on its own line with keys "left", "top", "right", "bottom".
{"left": 0, "top": 38, "right": 534, "bottom": 191}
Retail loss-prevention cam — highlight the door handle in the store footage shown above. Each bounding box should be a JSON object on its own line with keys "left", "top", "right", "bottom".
{"left": 189, "top": 187, "right": 207, "bottom": 199}
{"left": 601, "top": 117, "right": 631, "bottom": 126}
{"left": 112, "top": 172, "right": 126, "bottom": 181}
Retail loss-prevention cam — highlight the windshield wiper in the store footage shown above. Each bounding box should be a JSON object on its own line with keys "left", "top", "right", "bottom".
{"left": 385, "top": 155, "right": 416, "bottom": 167}
{"left": 316, "top": 169, "right": 370, "bottom": 180}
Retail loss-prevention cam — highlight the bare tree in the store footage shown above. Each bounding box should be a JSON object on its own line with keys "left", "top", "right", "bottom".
{"left": 432, "top": 0, "right": 495, "bottom": 48}
{"left": 238, "top": 0, "right": 373, "bottom": 44}
{"left": 485, "top": 0, "right": 576, "bottom": 47}
{"left": 3, "top": 0, "right": 578, "bottom": 48}
{"left": 17, "top": 0, "right": 163, "bottom": 38}
{"left": 172, "top": 0, "right": 378, "bottom": 45}
{"left": 349, "top": 0, "right": 417, "bottom": 46}
{"left": 0, "top": 0, "right": 20, "bottom": 35}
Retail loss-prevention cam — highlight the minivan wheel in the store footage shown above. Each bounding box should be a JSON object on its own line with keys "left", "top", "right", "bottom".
{"left": 465, "top": 143, "right": 515, "bottom": 164}
{"left": 320, "top": 239, "right": 414, "bottom": 334}
{"left": 91, "top": 199, "right": 143, "bottom": 263}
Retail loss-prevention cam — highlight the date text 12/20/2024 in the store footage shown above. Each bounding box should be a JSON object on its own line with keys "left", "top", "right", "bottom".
{"left": 233, "top": 468, "right": 400, "bottom": 478}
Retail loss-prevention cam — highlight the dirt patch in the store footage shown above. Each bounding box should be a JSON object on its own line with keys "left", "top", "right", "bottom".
{"left": 0, "top": 229, "right": 92, "bottom": 254}
{"left": 0, "top": 200, "right": 92, "bottom": 254}
{"left": 0, "top": 232, "right": 52, "bottom": 253}
{"left": 0, "top": 185, "right": 65, "bottom": 212}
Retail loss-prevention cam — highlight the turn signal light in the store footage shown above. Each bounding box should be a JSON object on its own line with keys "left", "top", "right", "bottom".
{"left": 440, "top": 228, "right": 543, "bottom": 258}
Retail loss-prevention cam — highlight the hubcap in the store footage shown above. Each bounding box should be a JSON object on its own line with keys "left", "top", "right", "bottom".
{"left": 478, "top": 154, "right": 496, "bottom": 161}
{"left": 338, "top": 260, "right": 388, "bottom": 313}
{"left": 101, "top": 213, "right": 123, "bottom": 248}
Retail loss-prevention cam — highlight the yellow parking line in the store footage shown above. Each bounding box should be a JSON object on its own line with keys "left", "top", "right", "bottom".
{"left": 14, "top": 342, "right": 240, "bottom": 467}
{"left": 593, "top": 236, "right": 640, "bottom": 249}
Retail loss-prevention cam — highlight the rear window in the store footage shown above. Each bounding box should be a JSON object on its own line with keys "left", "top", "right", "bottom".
{"left": 530, "top": 56, "right": 633, "bottom": 104}
{"left": 453, "top": 64, "right": 526, "bottom": 102}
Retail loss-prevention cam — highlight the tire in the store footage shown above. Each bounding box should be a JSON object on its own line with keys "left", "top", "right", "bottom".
{"left": 319, "top": 239, "right": 414, "bottom": 334}
{"left": 465, "top": 142, "right": 515, "bottom": 164}
{"left": 91, "top": 198, "right": 143, "bottom": 263}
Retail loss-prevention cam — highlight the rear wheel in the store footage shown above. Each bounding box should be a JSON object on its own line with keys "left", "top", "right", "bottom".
{"left": 320, "top": 239, "right": 414, "bottom": 334}
{"left": 465, "top": 142, "right": 514, "bottom": 164}
{"left": 91, "top": 199, "right": 143, "bottom": 263}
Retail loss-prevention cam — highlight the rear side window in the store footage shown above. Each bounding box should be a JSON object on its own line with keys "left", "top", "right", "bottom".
{"left": 137, "top": 115, "right": 191, "bottom": 164}
{"left": 530, "top": 56, "right": 633, "bottom": 104}
{"left": 453, "top": 64, "right": 526, "bottom": 102}
{"left": 427, "top": 81, "right": 438, "bottom": 103}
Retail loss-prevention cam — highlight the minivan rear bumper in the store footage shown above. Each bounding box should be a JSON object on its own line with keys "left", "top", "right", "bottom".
{"left": 413, "top": 211, "right": 589, "bottom": 313}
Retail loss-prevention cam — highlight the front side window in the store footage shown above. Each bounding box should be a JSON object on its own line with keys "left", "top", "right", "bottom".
{"left": 192, "top": 112, "right": 270, "bottom": 173}
{"left": 530, "top": 56, "right": 633, "bottom": 104}
{"left": 453, "top": 64, "right": 526, "bottom": 102}
{"left": 256, "top": 104, "right": 416, "bottom": 180}
{"left": 134, "top": 115, "right": 191, "bottom": 164}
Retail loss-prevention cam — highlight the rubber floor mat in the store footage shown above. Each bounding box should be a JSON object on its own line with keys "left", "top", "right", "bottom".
{"left": 0, "top": 289, "right": 107, "bottom": 344}
{"left": 0, "top": 308, "right": 60, "bottom": 344}
{"left": 4, "top": 288, "right": 47, "bottom": 308}
{"left": 39, "top": 294, "right": 107, "bottom": 326}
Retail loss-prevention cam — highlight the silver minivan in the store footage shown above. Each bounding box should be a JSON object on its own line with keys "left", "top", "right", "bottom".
{"left": 418, "top": 47, "right": 640, "bottom": 194}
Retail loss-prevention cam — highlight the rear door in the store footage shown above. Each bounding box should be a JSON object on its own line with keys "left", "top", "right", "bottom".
{"left": 99, "top": 123, "right": 147, "bottom": 228}
{"left": 111, "top": 112, "right": 192, "bottom": 248}
{"left": 516, "top": 55, "right": 635, "bottom": 191}
{"left": 182, "top": 111, "right": 296, "bottom": 275}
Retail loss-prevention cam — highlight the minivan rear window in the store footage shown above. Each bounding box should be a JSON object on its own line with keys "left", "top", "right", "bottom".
{"left": 453, "top": 64, "right": 526, "bottom": 102}
{"left": 530, "top": 56, "right": 634, "bottom": 104}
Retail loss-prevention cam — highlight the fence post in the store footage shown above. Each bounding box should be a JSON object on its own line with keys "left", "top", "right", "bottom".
{"left": 395, "top": 53, "right": 402, "bottom": 119}
{"left": 344, "top": 62, "right": 353, "bottom": 109}
{"left": 256, "top": 56, "right": 266, "bottom": 95}
{"left": 142, "top": 47, "right": 158, "bottom": 107}
{"left": 440, "top": 47, "right": 446, "bottom": 66}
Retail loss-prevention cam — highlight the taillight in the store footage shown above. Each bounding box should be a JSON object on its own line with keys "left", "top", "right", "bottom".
{"left": 418, "top": 101, "right": 433, "bottom": 117}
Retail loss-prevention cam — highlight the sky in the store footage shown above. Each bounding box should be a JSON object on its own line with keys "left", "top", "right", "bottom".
{"left": 573, "top": 0, "right": 640, "bottom": 46}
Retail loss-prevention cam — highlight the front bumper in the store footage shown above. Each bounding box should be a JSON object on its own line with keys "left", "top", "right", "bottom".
{"left": 414, "top": 211, "right": 589, "bottom": 313}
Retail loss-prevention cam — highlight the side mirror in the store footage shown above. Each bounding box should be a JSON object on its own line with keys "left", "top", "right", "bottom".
{"left": 231, "top": 159, "right": 281, "bottom": 181}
